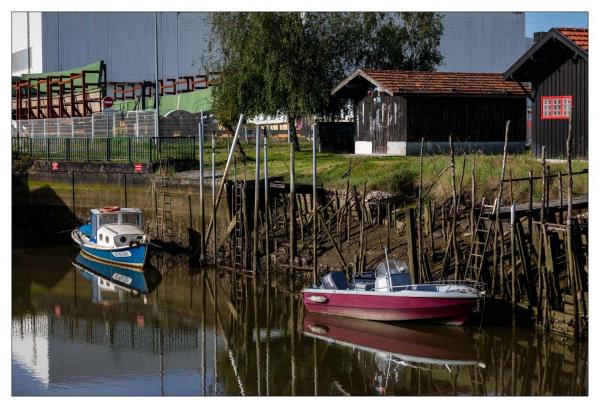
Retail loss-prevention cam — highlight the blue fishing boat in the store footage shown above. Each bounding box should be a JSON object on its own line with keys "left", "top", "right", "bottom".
{"left": 73, "top": 251, "right": 150, "bottom": 296}
{"left": 71, "top": 207, "right": 149, "bottom": 269}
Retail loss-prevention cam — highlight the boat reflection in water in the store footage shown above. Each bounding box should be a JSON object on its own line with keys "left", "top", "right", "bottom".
{"left": 304, "top": 312, "right": 485, "bottom": 370}
{"left": 73, "top": 251, "right": 162, "bottom": 304}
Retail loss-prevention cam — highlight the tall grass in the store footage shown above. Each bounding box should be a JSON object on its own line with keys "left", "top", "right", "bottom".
{"left": 228, "top": 141, "right": 588, "bottom": 204}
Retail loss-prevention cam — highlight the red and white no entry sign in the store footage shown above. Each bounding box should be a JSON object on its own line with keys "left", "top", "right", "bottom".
{"left": 134, "top": 163, "right": 142, "bottom": 173}
{"left": 102, "top": 96, "right": 114, "bottom": 109}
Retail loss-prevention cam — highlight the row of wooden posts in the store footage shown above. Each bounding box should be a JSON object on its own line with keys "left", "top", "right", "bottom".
{"left": 187, "top": 112, "right": 587, "bottom": 336}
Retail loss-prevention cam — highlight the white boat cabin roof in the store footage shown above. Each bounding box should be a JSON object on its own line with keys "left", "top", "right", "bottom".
{"left": 91, "top": 208, "right": 143, "bottom": 215}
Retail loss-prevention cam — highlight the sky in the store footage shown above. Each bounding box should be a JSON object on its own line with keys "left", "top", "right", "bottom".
{"left": 525, "top": 12, "right": 588, "bottom": 37}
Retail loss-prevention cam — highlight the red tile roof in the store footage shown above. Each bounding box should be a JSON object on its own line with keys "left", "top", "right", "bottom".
{"left": 556, "top": 27, "right": 588, "bottom": 51}
{"left": 359, "top": 69, "right": 527, "bottom": 96}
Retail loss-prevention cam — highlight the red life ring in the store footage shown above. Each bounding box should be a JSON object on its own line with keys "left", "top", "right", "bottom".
{"left": 100, "top": 206, "right": 121, "bottom": 213}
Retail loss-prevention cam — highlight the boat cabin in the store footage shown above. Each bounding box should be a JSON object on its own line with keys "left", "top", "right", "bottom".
{"left": 321, "top": 260, "right": 413, "bottom": 292}
{"left": 86, "top": 208, "right": 145, "bottom": 247}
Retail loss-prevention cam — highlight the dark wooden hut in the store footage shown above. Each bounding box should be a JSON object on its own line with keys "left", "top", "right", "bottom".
{"left": 331, "top": 69, "right": 528, "bottom": 155}
{"left": 504, "top": 27, "right": 588, "bottom": 158}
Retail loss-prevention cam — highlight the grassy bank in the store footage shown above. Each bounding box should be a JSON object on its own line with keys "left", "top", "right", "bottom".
{"left": 220, "top": 141, "right": 588, "bottom": 204}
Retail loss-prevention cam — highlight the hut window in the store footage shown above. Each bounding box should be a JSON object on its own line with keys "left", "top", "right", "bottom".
{"left": 541, "top": 96, "right": 572, "bottom": 119}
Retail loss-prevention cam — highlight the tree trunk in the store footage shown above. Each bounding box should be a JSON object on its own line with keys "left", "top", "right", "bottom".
{"left": 288, "top": 116, "right": 301, "bottom": 152}
{"left": 224, "top": 123, "right": 247, "bottom": 163}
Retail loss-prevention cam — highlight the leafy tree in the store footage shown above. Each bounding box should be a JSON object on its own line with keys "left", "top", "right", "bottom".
{"left": 210, "top": 12, "right": 444, "bottom": 150}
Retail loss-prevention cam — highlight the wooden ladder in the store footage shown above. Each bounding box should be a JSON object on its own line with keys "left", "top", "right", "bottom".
{"left": 155, "top": 175, "right": 173, "bottom": 241}
{"left": 465, "top": 198, "right": 497, "bottom": 281}
{"left": 232, "top": 181, "right": 245, "bottom": 312}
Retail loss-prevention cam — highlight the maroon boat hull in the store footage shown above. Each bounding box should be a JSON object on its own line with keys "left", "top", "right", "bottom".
{"left": 303, "top": 290, "right": 478, "bottom": 325}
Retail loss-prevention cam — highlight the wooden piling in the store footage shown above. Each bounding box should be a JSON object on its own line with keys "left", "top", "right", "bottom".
{"left": 253, "top": 126, "right": 260, "bottom": 276}
{"left": 565, "top": 109, "right": 581, "bottom": 336}
{"left": 536, "top": 146, "right": 546, "bottom": 323}
{"left": 417, "top": 137, "right": 425, "bottom": 280}
{"left": 345, "top": 160, "right": 352, "bottom": 243}
{"left": 470, "top": 154, "right": 476, "bottom": 238}
{"left": 205, "top": 114, "right": 244, "bottom": 248}
{"left": 199, "top": 115, "right": 206, "bottom": 261}
{"left": 263, "top": 128, "right": 270, "bottom": 285}
{"left": 212, "top": 134, "right": 217, "bottom": 264}
{"left": 122, "top": 173, "right": 127, "bottom": 208}
{"left": 289, "top": 141, "right": 297, "bottom": 268}
{"left": 312, "top": 123, "right": 318, "bottom": 285}
{"left": 405, "top": 207, "right": 419, "bottom": 284}
{"left": 71, "top": 171, "right": 76, "bottom": 215}
{"left": 448, "top": 134, "right": 459, "bottom": 279}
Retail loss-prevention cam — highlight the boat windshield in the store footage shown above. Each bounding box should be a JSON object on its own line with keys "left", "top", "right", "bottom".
{"left": 375, "top": 259, "right": 409, "bottom": 277}
{"left": 96, "top": 211, "right": 143, "bottom": 227}
{"left": 121, "top": 212, "right": 142, "bottom": 226}
{"left": 98, "top": 213, "right": 119, "bottom": 226}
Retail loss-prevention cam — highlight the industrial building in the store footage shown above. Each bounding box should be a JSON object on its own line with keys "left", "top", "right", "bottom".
{"left": 12, "top": 12, "right": 532, "bottom": 81}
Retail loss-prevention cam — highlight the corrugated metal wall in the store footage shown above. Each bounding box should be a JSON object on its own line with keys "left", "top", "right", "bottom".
{"left": 438, "top": 12, "right": 532, "bottom": 73}
{"left": 532, "top": 57, "right": 588, "bottom": 158}
{"left": 41, "top": 12, "right": 214, "bottom": 82}
{"left": 38, "top": 12, "right": 531, "bottom": 82}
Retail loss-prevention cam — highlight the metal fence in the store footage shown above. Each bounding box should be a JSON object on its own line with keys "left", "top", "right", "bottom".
{"left": 11, "top": 109, "right": 314, "bottom": 162}
{"left": 13, "top": 110, "right": 159, "bottom": 139}
{"left": 12, "top": 135, "right": 197, "bottom": 162}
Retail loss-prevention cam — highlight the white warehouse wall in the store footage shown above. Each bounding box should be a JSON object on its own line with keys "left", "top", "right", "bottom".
{"left": 11, "top": 12, "right": 43, "bottom": 75}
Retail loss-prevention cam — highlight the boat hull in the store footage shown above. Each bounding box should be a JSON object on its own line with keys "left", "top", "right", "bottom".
{"left": 302, "top": 290, "right": 479, "bottom": 326}
{"left": 78, "top": 242, "right": 148, "bottom": 269}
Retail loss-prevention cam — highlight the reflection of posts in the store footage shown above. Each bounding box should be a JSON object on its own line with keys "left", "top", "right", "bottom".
{"left": 265, "top": 282, "right": 271, "bottom": 396}
{"left": 201, "top": 272, "right": 206, "bottom": 395}
{"left": 253, "top": 280, "right": 262, "bottom": 395}
{"left": 290, "top": 293, "right": 296, "bottom": 396}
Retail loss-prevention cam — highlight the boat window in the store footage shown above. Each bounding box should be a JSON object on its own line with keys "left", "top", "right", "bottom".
{"left": 121, "top": 213, "right": 138, "bottom": 225}
{"left": 99, "top": 213, "right": 118, "bottom": 226}
{"left": 119, "top": 236, "right": 127, "bottom": 244}
{"left": 105, "top": 236, "right": 110, "bottom": 243}
{"left": 99, "top": 233, "right": 103, "bottom": 241}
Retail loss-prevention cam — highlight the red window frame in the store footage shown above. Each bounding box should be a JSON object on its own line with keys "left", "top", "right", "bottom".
{"left": 541, "top": 96, "right": 572, "bottom": 120}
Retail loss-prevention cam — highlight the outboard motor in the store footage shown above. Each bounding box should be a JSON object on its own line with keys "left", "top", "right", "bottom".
{"left": 321, "top": 271, "right": 348, "bottom": 290}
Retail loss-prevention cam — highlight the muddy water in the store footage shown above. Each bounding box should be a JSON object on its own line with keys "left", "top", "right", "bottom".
{"left": 12, "top": 245, "right": 587, "bottom": 396}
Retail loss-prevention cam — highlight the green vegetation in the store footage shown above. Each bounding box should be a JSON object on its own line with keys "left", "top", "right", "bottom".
{"left": 221, "top": 141, "right": 588, "bottom": 204}
{"left": 209, "top": 12, "right": 444, "bottom": 148}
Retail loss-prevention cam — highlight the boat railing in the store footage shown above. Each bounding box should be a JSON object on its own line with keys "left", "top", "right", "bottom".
{"left": 388, "top": 280, "right": 486, "bottom": 294}
{"left": 427, "top": 279, "right": 487, "bottom": 291}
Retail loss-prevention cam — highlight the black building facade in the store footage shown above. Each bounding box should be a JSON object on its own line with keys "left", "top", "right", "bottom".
{"left": 332, "top": 69, "right": 528, "bottom": 155}
{"left": 504, "top": 28, "right": 588, "bottom": 158}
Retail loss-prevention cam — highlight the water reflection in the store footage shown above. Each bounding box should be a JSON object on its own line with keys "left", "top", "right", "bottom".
{"left": 73, "top": 252, "right": 162, "bottom": 304}
{"left": 12, "top": 246, "right": 588, "bottom": 396}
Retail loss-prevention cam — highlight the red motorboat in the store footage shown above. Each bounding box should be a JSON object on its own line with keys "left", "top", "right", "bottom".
{"left": 302, "top": 259, "right": 485, "bottom": 326}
